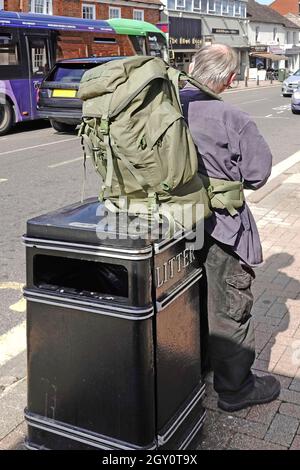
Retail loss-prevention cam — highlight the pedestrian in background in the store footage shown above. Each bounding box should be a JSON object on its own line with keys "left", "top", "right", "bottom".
{"left": 180, "top": 44, "right": 280, "bottom": 412}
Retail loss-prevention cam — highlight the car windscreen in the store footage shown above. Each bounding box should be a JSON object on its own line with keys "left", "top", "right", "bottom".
{"left": 293, "top": 70, "right": 300, "bottom": 77}
{"left": 51, "top": 63, "right": 104, "bottom": 83}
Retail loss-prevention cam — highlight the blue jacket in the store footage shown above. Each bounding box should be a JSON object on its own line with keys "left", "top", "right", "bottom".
{"left": 180, "top": 84, "right": 273, "bottom": 266}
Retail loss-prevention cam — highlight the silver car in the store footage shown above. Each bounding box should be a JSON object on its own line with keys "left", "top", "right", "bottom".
{"left": 291, "top": 86, "right": 300, "bottom": 114}
{"left": 282, "top": 69, "right": 300, "bottom": 96}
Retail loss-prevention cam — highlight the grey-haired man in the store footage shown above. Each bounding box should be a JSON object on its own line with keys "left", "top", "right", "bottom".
{"left": 180, "top": 44, "right": 280, "bottom": 412}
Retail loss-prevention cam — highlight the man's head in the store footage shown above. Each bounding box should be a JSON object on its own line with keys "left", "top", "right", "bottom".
{"left": 190, "top": 44, "right": 239, "bottom": 94}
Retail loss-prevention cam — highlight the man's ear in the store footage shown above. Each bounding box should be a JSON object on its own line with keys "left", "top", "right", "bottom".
{"left": 226, "top": 72, "right": 236, "bottom": 87}
{"left": 189, "top": 61, "right": 195, "bottom": 74}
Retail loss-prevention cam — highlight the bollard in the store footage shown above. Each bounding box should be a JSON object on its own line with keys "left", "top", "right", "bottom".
{"left": 270, "top": 74, "right": 273, "bottom": 84}
{"left": 257, "top": 76, "right": 259, "bottom": 86}
{"left": 245, "top": 76, "right": 248, "bottom": 87}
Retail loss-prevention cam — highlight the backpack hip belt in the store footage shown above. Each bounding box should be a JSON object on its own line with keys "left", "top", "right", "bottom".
{"left": 200, "top": 174, "right": 244, "bottom": 217}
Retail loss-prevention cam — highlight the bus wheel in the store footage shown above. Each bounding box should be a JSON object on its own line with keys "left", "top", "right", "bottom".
{"left": 50, "top": 120, "right": 76, "bottom": 133}
{"left": 0, "top": 102, "right": 14, "bottom": 136}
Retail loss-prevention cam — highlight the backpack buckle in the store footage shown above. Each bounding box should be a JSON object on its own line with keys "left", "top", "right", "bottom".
{"left": 100, "top": 117, "right": 109, "bottom": 135}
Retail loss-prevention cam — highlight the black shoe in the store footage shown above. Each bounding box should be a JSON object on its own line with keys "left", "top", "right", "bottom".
{"left": 217, "top": 375, "right": 281, "bottom": 412}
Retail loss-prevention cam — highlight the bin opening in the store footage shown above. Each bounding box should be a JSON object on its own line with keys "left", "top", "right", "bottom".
{"left": 33, "top": 255, "right": 128, "bottom": 298}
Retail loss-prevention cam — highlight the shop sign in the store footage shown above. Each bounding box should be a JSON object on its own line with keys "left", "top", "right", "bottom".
{"left": 269, "top": 45, "right": 284, "bottom": 54}
{"left": 212, "top": 28, "right": 239, "bottom": 35}
{"left": 250, "top": 46, "right": 268, "bottom": 52}
{"left": 169, "top": 17, "right": 202, "bottom": 49}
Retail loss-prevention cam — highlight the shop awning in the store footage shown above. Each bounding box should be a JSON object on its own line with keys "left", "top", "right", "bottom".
{"left": 250, "top": 52, "right": 287, "bottom": 61}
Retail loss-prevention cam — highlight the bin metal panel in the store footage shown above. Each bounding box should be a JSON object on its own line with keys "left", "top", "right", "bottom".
{"left": 26, "top": 300, "right": 156, "bottom": 448}
{"left": 24, "top": 243, "right": 153, "bottom": 309}
{"left": 26, "top": 197, "right": 157, "bottom": 250}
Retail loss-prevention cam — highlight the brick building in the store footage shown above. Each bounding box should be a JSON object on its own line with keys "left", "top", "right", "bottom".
{"left": 270, "top": 0, "right": 300, "bottom": 17}
{"left": 2, "top": 0, "right": 162, "bottom": 25}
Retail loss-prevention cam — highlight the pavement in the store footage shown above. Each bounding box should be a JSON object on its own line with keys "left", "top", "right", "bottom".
{"left": 198, "top": 162, "right": 300, "bottom": 450}
{"left": 229, "top": 79, "right": 282, "bottom": 90}
{"left": 0, "top": 79, "right": 299, "bottom": 451}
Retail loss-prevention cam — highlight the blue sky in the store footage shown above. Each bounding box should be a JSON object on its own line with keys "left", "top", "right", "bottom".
{"left": 256, "top": 0, "right": 272, "bottom": 4}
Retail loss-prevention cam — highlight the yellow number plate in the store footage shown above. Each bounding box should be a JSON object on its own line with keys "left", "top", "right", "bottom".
{"left": 52, "top": 89, "right": 77, "bottom": 98}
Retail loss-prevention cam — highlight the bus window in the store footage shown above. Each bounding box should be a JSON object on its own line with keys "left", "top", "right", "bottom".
{"left": 0, "top": 34, "right": 19, "bottom": 65}
{"left": 129, "top": 35, "right": 147, "bottom": 55}
{"left": 147, "top": 33, "right": 168, "bottom": 62}
{"left": 27, "top": 37, "right": 50, "bottom": 77}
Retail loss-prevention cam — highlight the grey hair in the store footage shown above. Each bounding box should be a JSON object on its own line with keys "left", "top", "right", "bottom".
{"left": 192, "top": 44, "right": 239, "bottom": 88}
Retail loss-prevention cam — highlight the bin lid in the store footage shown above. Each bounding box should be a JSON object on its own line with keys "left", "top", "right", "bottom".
{"left": 25, "top": 198, "right": 173, "bottom": 250}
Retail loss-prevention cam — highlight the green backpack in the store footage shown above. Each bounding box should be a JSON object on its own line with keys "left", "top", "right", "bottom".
{"left": 77, "top": 56, "right": 215, "bottom": 229}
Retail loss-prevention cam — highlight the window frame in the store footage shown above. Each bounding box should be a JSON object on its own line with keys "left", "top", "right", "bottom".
{"left": 176, "top": 0, "right": 186, "bottom": 11}
{"left": 30, "top": 0, "right": 53, "bottom": 15}
{"left": 228, "top": 0, "right": 234, "bottom": 16}
{"left": 293, "top": 31, "right": 297, "bottom": 45}
{"left": 193, "top": 0, "right": 201, "bottom": 11}
{"left": 222, "top": 0, "right": 229, "bottom": 15}
{"left": 133, "top": 9, "right": 144, "bottom": 21}
{"left": 200, "top": 0, "right": 208, "bottom": 13}
{"left": 208, "top": 0, "right": 215, "bottom": 13}
{"left": 109, "top": 6, "right": 121, "bottom": 19}
{"left": 82, "top": 3, "right": 96, "bottom": 20}
{"left": 234, "top": 1, "right": 241, "bottom": 17}
{"left": 0, "top": 33, "right": 19, "bottom": 67}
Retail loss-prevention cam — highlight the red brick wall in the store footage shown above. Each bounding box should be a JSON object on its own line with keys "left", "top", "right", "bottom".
{"left": 4, "top": 0, "right": 31, "bottom": 11}
{"left": 4, "top": 1, "right": 160, "bottom": 25}
{"left": 270, "top": 0, "right": 299, "bottom": 16}
{"left": 55, "top": 30, "right": 135, "bottom": 59}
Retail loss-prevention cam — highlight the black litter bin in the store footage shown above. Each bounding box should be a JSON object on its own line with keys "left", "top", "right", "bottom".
{"left": 23, "top": 198, "right": 206, "bottom": 450}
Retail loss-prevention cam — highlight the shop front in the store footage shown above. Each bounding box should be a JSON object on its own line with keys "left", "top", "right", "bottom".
{"left": 168, "top": 16, "right": 202, "bottom": 72}
{"left": 285, "top": 46, "right": 300, "bottom": 73}
{"left": 249, "top": 46, "right": 288, "bottom": 80}
{"left": 201, "top": 15, "right": 250, "bottom": 79}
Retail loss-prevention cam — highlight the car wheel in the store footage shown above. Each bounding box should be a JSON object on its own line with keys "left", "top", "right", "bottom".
{"left": 0, "top": 101, "right": 14, "bottom": 136}
{"left": 292, "top": 110, "right": 299, "bottom": 114}
{"left": 282, "top": 93, "right": 289, "bottom": 97}
{"left": 50, "top": 119, "right": 76, "bottom": 133}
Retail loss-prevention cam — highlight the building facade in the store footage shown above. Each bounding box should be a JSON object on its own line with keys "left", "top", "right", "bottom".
{"left": 2, "top": 0, "right": 161, "bottom": 25}
{"left": 247, "top": 0, "right": 300, "bottom": 76}
{"left": 160, "top": 0, "right": 249, "bottom": 75}
{"left": 270, "top": 0, "right": 300, "bottom": 17}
